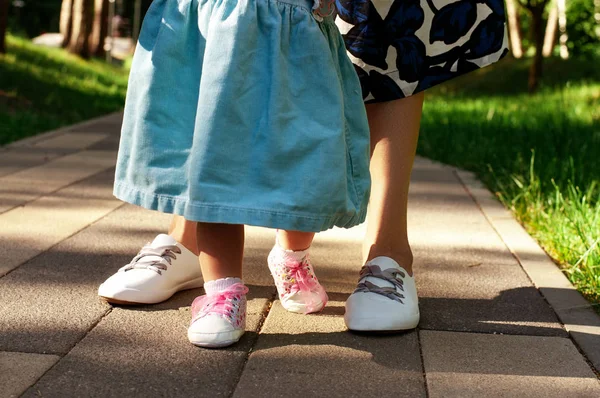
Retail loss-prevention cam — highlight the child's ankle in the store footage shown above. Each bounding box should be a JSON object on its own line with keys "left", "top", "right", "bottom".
{"left": 273, "top": 241, "right": 309, "bottom": 262}
{"left": 204, "top": 277, "right": 244, "bottom": 294}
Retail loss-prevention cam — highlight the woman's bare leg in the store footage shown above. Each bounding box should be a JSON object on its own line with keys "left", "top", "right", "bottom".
{"left": 168, "top": 215, "right": 199, "bottom": 255}
{"left": 363, "top": 93, "right": 424, "bottom": 275}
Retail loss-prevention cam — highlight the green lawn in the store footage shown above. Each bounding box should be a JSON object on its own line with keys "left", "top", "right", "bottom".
{"left": 0, "top": 34, "right": 128, "bottom": 145}
{"left": 420, "top": 56, "right": 600, "bottom": 307}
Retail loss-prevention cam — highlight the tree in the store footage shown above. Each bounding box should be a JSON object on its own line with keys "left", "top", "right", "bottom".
{"left": 89, "top": 0, "right": 108, "bottom": 56}
{"left": 68, "top": 0, "right": 94, "bottom": 57}
{"left": 60, "top": 0, "right": 107, "bottom": 58}
{"left": 506, "top": 0, "right": 524, "bottom": 58}
{"left": 0, "top": 0, "right": 8, "bottom": 54}
{"left": 543, "top": 1, "right": 558, "bottom": 57}
{"left": 518, "top": 0, "right": 551, "bottom": 93}
{"left": 566, "top": 0, "right": 600, "bottom": 57}
{"left": 60, "top": 0, "right": 74, "bottom": 47}
{"left": 556, "top": 0, "right": 569, "bottom": 59}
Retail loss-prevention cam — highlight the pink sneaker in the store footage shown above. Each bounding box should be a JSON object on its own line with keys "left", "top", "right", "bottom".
{"left": 268, "top": 245, "right": 328, "bottom": 314}
{"left": 187, "top": 279, "right": 248, "bottom": 348}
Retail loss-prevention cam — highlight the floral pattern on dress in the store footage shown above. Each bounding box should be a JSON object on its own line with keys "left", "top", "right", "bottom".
{"left": 335, "top": 0, "right": 509, "bottom": 101}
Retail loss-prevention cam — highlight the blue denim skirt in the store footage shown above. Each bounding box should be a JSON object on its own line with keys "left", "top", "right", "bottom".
{"left": 114, "top": 0, "right": 371, "bottom": 232}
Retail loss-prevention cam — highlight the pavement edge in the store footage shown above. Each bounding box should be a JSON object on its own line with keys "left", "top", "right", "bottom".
{"left": 0, "top": 111, "right": 123, "bottom": 151}
{"left": 453, "top": 167, "right": 600, "bottom": 374}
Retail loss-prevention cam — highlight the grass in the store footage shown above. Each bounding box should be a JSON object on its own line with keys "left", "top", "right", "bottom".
{"left": 420, "top": 56, "right": 600, "bottom": 307}
{"left": 0, "top": 34, "right": 128, "bottom": 146}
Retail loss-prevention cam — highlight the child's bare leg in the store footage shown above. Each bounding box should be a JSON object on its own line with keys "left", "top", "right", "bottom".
{"left": 168, "top": 216, "right": 199, "bottom": 255}
{"left": 277, "top": 230, "right": 315, "bottom": 251}
{"left": 188, "top": 222, "right": 247, "bottom": 348}
{"left": 196, "top": 223, "right": 244, "bottom": 280}
{"left": 268, "top": 230, "right": 327, "bottom": 314}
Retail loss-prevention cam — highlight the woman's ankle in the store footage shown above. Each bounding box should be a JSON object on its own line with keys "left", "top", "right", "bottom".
{"left": 363, "top": 245, "right": 414, "bottom": 275}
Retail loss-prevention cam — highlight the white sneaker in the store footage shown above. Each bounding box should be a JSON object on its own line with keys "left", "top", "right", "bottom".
{"left": 268, "top": 244, "right": 328, "bottom": 314}
{"left": 98, "top": 234, "right": 203, "bottom": 305}
{"left": 187, "top": 279, "right": 248, "bottom": 348}
{"left": 344, "top": 256, "right": 419, "bottom": 332}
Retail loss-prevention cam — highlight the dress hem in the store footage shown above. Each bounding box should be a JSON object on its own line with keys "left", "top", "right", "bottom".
{"left": 114, "top": 182, "right": 368, "bottom": 232}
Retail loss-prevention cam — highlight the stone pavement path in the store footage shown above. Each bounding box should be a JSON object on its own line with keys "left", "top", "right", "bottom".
{"left": 1, "top": 113, "right": 599, "bottom": 397}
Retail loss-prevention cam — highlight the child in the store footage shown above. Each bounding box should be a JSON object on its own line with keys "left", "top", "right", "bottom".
{"left": 109, "top": 0, "right": 370, "bottom": 348}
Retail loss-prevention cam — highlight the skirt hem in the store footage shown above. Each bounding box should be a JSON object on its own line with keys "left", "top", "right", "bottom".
{"left": 114, "top": 182, "right": 368, "bottom": 232}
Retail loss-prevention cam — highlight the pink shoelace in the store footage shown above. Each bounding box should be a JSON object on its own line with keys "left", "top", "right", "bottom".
{"left": 281, "top": 257, "right": 327, "bottom": 313}
{"left": 190, "top": 283, "right": 248, "bottom": 324}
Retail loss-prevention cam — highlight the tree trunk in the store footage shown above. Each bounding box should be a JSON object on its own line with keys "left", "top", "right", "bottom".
{"left": 543, "top": 3, "right": 558, "bottom": 57}
{"left": 506, "top": 0, "right": 524, "bottom": 58}
{"left": 556, "top": 0, "right": 568, "bottom": 59}
{"left": 0, "top": 0, "right": 9, "bottom": 54}
{"left": 69, "top": 0, "right": 94, "bottom": 58}
{"left": 529, "top": 6, "right": 545, "bottom": 93}
{"left": 596, "top": 0, "right": 600, "bottom": 40}
{"left": 60, "top": 0, "right": 74, "bottom": 48}
{"left": 89, "top": 0, "right": 109, "bottom": 57}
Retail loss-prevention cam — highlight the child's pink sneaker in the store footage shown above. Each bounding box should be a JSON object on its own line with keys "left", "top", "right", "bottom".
{"left": 268, "top": 245, "right": 328, "bottom": 314}
{"left": 187, "top": 278, "right": 248, "bottom": 348}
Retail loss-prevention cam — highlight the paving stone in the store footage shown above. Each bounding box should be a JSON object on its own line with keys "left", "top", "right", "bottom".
{"left": 23, "top": 287, "right": 273, "bottom": 398}
{"left": 408, "top": 160, "right": 564, "bottom": 336}
{"left": 86, "top": 134, "right": 121, "bottom": 151}
{"left": 0, "top": 198, "right": 279, "bottom": 356}
{"left": 0, "top": 132, "right": 112, "bottom": 179}
{"left": 0, "top": 351, "right": 60, "bottom": 398}
{"left": 0, "top": 201, "right": 169, "bottom": 355}
{"left": 456, "top": 169, "right": 600, "bottom": 370}
{"left": 554, "top": 306, "right": 600, "bottom": 372}
{"left": 4, "top": 113, "right": 121, "bottom": 150}
{"left": 0, "top": 150, "right": 65, "bottom": 179}
{"left": 31, "top": 132, "right": 110, "bottom": 151}
{"left": 67, "top": 119, "right": 122, "bottom": 134}
{"left": 233, "top": 301, "right": 426, "bottom": 397}
{"left": 421, "top": 330, "right": 600, "bottom": 397}
{"left": 0, "top": 169, "right": 123, "bottom": 277}
{"left": 0, "top": 150, "right": 117, "bottom": 213}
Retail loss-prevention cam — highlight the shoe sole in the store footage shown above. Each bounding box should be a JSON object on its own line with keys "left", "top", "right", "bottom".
{"left": 188, "top": 330, "right": 244, "bottom": 348}
{"left": 283, "top": 299, "right": 326, "bottom": 314}
{"left": 189, "top": 339, "right": 240, "bottom": 348}
{"left": 99, "top": 276, "right": 204, "bottom": 305}
{"left": 345, "top": 317, "right": 420, "bottom": 333}
{"left": 348, "top": 328, "right": 417, "bottom": 335}
{"left": 344, "top": 315, "right": 420, "bottom": 334}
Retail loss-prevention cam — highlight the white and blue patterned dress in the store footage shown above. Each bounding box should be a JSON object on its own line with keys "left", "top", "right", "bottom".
{"left": 335, "top": 0, "right": 509, "bottom": 101}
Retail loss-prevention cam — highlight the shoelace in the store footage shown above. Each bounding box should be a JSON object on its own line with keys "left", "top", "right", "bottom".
{"left": 280, "top": 257, "right": 319, "bottom": 293}
{"left": 121, "top": 244, "right": 181, "bottom": 275}
{"left": 278, "top": 256, "right": 324, "bottom": 312}
{"left": 354, "top": 265, "right": 405, "bottom": 303}
{"left": 190, "top": 283, "right": 249, "bottom": 323}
